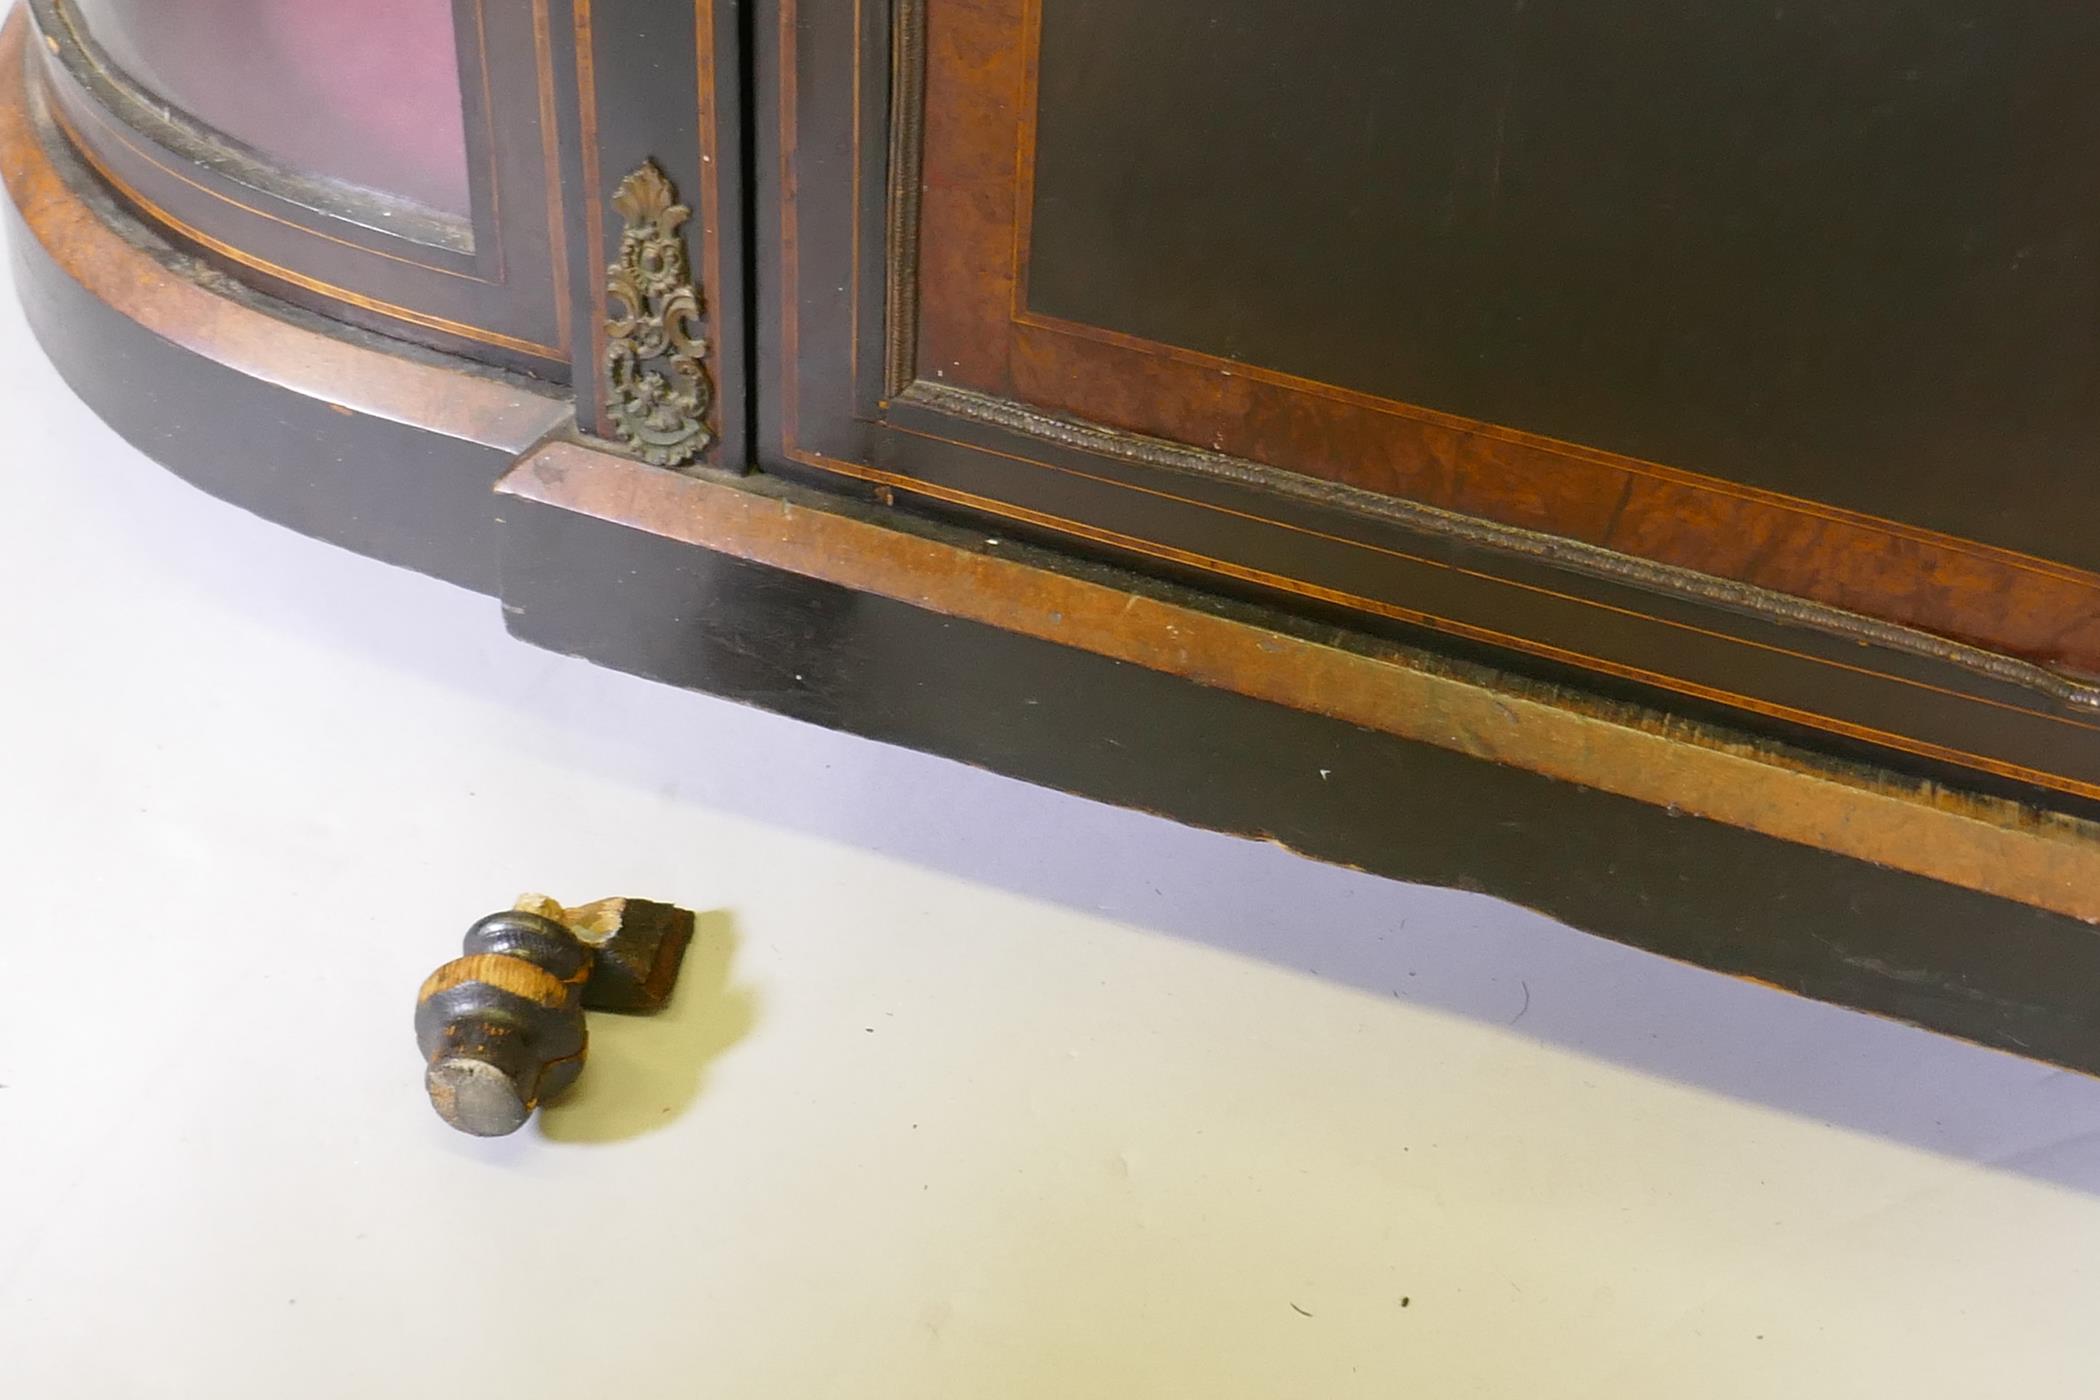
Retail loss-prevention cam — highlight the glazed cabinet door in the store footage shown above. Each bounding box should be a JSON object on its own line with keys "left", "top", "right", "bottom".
{"left": 32, "top": 0, "right": 574, "bottom": 374}
{"left": 761, "top": 0, "right": 2100, "bottom": 812}
{"left": 29, "top": 0, "right": 747, "bottom": 438}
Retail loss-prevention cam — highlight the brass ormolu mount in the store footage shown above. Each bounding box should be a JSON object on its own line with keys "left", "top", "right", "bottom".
{"left": 604, "top": 161, "right": 714, "bottom": 468}
{"left": 414, "top": 895, "right": 696, "bottom": 1136}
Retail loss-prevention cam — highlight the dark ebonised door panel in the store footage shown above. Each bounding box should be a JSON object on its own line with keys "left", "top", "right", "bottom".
{"left": 760, "top": 0, "right": 2100, "bottom": 810}
{"left": 1028, "top": 1, "right": 2100, "bottom": 571}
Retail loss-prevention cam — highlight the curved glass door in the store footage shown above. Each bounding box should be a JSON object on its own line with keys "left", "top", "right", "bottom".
{"left": 34, "top": 0, "right": 571, "bottom": 374}
{"left": 66, "top": 0, "right": 471, "bottom": 219}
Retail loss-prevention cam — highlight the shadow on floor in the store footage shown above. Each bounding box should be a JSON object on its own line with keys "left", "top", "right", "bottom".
{"left": 540, "top": 910, "right": 760, "bottom": 1144}
{"left": 48, "top": 340, "right": 2100, "bottom": 1200}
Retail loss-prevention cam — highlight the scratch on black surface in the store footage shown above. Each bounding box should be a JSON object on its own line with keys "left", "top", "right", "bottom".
{"left": 1510, "top": 980, "right": 1531, "bottom": 1026}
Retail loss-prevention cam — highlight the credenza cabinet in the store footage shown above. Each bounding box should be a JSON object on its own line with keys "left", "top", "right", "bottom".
{"left": 10, "top": 0, "right": 2100, "bottom": 1071}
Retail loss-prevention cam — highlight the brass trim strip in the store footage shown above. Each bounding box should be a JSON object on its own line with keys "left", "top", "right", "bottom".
{"left": 695, "top": 0, "right": 726, "bottom": 429}
{"left": 531, "top": 0, "right": 572, "bottom": 352}
{"left": 882, "top": 0, "right": 924, "bottom": 397}
{"left": 574, "top": 0, "right": 608, "bottom": 429}
{"left": 460, "top": 0, "right": 506, "bottom": 272}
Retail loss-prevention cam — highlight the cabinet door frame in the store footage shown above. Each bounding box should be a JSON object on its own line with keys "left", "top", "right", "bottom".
{"left": 757, "top": 0, "right": 2100, "bottom": 811}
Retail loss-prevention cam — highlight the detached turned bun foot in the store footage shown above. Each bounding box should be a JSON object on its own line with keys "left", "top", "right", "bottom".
{"left": 415, "top": 897, "right": 696, "bottom": 1137}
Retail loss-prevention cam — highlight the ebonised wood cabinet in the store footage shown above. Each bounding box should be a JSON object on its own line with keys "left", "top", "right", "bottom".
{"left": 10, "top": 0, "right": 2100, "bottom": 1073}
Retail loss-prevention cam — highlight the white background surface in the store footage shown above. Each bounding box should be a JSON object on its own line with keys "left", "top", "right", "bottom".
{"left": 7, "top": 217, "right": 2100, "bottom": 1399}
